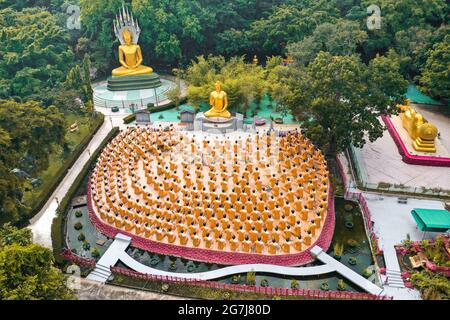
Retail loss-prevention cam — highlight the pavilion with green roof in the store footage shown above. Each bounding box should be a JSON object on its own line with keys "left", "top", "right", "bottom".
{"left": 411, "top": 208, "right": 450, "bottom": 233}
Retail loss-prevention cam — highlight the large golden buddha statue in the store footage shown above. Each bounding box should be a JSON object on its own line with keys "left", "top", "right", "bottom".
{"left": 111, "top": 7, "right": 153, "bottom": 77}
{"left": 205, "top": 82, "right": 231, "bottom": 119}
{"left": 112, "top": 28, "right": 153, "bottom": 77}
{"left": 399, "top": 101, "right": 438, "bottom": 153}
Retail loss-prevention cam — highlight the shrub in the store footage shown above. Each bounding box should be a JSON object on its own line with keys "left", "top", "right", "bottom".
{"left": 91, "top": 247, "right": 100, "bottom": 258}
{"left": 82, "top": 240, "right": 90, "bottom": 251}
{"left": 77, "top": 233, "right": 86, "bottom": 242}
{"left": 362, "top": 268, "right": 374, "bottom": 278}
{"left": 74, "top": 222, "right": 83, "bottom": 230}
{"left": 161, "top": 284, "right": 170, "bottom": 293}
{"left": 290, "top": 280, "right": 299, "bottom": 289}
{"left": 74, "top": 211, "right": 83, "bottom": 218}
{"left": 320, "top": 281, "right": 330, "bottom": 291}
{"left": 348, "top": 257, "right": 357, "bottom": 265}
{"left": 231, "top": 275, "right": 241, "bottom": 284}
{"left": 337, "top": 279, "right": 346, "bottom": 291}
{"left": 260, "top": 279, "right": 269, "bottom": 287}
{"left": 246, "top": 272, "right": 256, "bottom": 285}
{"left": 333, "top": 243, "right": 344, "bottom": 259}
{"left": 347, "top": 239, "right": 358, "bottom": 248}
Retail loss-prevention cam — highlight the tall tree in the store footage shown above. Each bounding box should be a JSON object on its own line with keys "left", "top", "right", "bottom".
{"left": 0, "top": 7, "right": 74, "bottom": 100}
{"left": 0, "top": 100, "right": 66, "bottom": 224}
{"left": 418, "top": 35, "right": 450, "bottom": 100}
{"left": 287, "top": 20, "right": 368, "bottom": 66}
{"left": 0, "top": 224, "right": 74, "bottom": 300}
{"left": 277, "top": 51, "right": 407, "bottom": 156}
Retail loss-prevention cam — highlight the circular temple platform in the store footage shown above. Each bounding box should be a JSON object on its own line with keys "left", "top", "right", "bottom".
{"left": 93, "top": 77, "right": 174, "bottom": 111}
{"left": 88, "top": 127, "right": 335, "bottom": 265}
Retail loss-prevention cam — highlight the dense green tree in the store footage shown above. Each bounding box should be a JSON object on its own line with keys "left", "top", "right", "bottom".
{"left": 418, "top": 35, "right": 450, "bottom": 100}
{"left": 287, "top": 20, "right": 367, "bottom": 65}
{"left": 187, "top": 55, "right": 266, "bottom": 114}
{"left": 276, "top": 51, "right": 407, "bottom": 155}
{"left": 0, "top": 224, "right": 74, "bottom": 300}
{"left": 248, "top": 3, "right": 339, "bottom": 57}
{"left": 0, "top": 100, "right": 66, "bottom": 224}
{"left": 0, "top": 7, "right": 74, "bottom": 100}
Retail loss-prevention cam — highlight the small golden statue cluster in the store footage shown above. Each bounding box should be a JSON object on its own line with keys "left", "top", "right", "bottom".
{"left": 399, "top": 100, "right": 438, "bottom": 153}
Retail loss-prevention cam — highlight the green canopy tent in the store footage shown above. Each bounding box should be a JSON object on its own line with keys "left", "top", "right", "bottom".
{"left": 411, "top": 209, "right": 450, "bottom": 237}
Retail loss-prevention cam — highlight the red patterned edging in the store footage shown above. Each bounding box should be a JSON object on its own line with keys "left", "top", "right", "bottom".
{"left": 61, "top": 249, "right": 97, "bottom": 266}
{"left": 87, "top": 178, "right": 335, "bottom": 266}
{"left": 110, "top": 266, "right": 393, "bottom": 300}
{"left": 381, "top": 115, "right": 450, "bottom": 168}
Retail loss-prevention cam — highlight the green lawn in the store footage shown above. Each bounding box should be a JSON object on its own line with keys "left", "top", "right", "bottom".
{"left": 23, "top": 113, "right": 95, "bottom": 209}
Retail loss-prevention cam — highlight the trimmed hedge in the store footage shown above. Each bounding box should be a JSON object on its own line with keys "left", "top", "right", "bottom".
{"left": 123, "top": 97, "right": 189, "bottom": 124}
{"left": 26, "top": 113, "right": 105, "bottom": 222}
{"left": 51, "top": 127, "right": 120, "bottom": 264}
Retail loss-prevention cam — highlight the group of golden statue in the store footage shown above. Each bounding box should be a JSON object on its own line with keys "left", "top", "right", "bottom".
{"left": 91, "top": 127, "right": 329, "bottom": 255}
{"left": 112, "top": 26, "right": 230, "bottom": 119}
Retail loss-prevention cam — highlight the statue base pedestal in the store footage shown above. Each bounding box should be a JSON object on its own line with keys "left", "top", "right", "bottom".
{"left": 107, "top": 73, "right": 162, "bottom": 91}
{"left": 193, "top": 113, "right": 244, "bottom": 133}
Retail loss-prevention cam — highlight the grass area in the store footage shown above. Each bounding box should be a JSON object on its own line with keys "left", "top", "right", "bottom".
{"left": 22, "top": 113, "right": 101, "bottom": 213}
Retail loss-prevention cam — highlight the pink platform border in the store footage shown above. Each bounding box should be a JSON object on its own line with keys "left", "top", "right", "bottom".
{"left": 87, "top": 178, "right": 336, "bottom": 266}
{"left": 381, "top": 115, "right": 450, "bottom": 168}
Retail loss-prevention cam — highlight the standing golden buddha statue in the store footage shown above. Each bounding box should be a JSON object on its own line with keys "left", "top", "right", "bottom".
{"left": 205, "top": 82, "right": 231, "bottom": 119}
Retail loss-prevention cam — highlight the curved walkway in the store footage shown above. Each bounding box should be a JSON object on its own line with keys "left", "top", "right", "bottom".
{"left": 87, "top": 234, "right": 383, "bottom": 296}
{"left": 29, "top": 115, "right": 127, "bottom": 247}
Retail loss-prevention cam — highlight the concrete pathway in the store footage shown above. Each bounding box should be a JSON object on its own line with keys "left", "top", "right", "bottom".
{"left": 352, "top": 118, "right": 450, "bottom": 191}
{"left": 29, "top": 115, "right": 126, "bottom": 248}
{"left": 78, "top": 278, "right": 188, "bottom": 300}
{"left": 88, "top": 234, "right": 384, "bottom": 296}
{"left": 337, "top": 153, "right": 447, "bottom": 299}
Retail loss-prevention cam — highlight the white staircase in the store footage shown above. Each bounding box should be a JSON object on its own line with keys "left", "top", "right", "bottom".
{"left": 386, "top": 269, "right": 405, "bottom": 288}
{"left": 87, "top": 263, "right": 112, "bottom": 283}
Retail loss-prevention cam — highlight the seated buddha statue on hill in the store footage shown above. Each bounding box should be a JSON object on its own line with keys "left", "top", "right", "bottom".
{"left": 111, "top": 7, "right": 153, "bottom": 77}
{"left": 204, "top": 82, "right": 231, "bottom": 119}
{"left": 112, "top": 28, "right": 153, "bottom": 77}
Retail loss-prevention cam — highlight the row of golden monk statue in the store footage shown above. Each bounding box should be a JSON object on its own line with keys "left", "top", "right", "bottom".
{"left": 91, "top": 127, "right": 329, "bottom": 255}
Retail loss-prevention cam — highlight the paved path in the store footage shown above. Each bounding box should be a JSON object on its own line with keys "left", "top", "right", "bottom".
{"left": 352, "top": 118, "right": 450, "bottom": 191}
{"left": 337, "top": 153, "right": 445, "bottom": 299}
{"left": 88, "top": 234, "right": 384, "bottom": 296}
{"left": 78, "top": 278, "right": 188, "bottom": 300}
{"left": 29, "top": 115, "right": 126, "bottom": 248}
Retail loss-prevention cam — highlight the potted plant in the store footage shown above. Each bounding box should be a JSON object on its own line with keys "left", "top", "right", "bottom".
{"left": 337, "top": 279, "right": 346, "bottom": 291}
{"left": 82, "top": 240, "right": 90, "bottom": 251}
{"left": 74, "top": 222, "right": 83, "bottom": 230}
{"left": 91, "top": 247, "right": 100, "bottom": 258}
{"left": 77, "top": 233, "right": 86, "bottom": 242}
{"left": 290, "top": 280, "right": 300, "bottom": 289}
{"left": 348, "top": 257, "right": 357, "bottom": 266}
{"left": 333, "top": 243, "right": 344, "bottom": 260}
{"left": 161, "top": 283, "right": 169, "bottom": 293}
{"left": 344, "top": 203, "right": 353, "bottom": 212}
{"left": 362, "top": 267, "right": 374, "bottom": 278}
{"left": 260, "top": 279, "right": 269, "bottom": 287}
{"left": 320, "top": 281, "right": 330, "bottom": 291}
{"left": 246, "top": 272, "right": 256, "bottom": 286}
{"left": 231, "top": 275, "right": 241, "bottom": 284}
{"left": 75, "top": 211, "right": 83, "bottom": 218}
